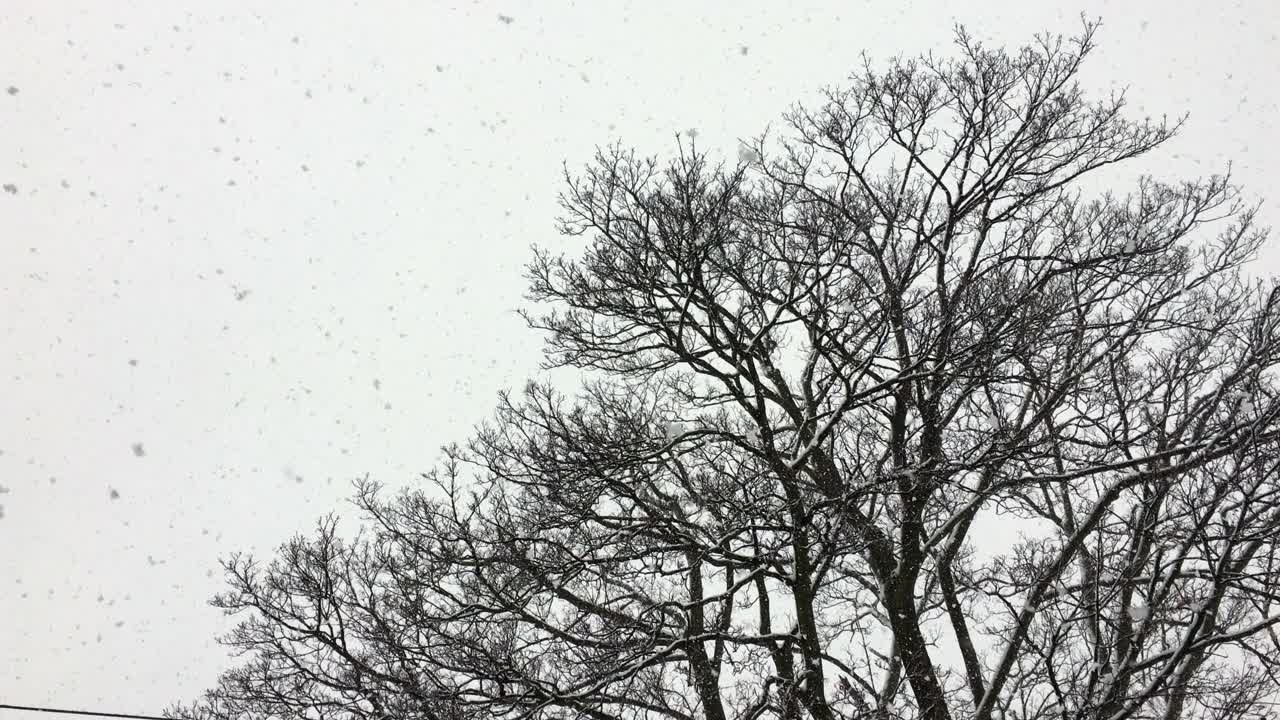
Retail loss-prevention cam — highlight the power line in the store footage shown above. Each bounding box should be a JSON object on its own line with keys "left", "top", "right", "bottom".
{"left": 0, "top": 704, "right": 170, "bottom": 720}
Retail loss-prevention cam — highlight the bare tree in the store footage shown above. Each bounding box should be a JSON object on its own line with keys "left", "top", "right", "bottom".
{"left": 170, "top": 19, "right": 1280, "bottom": 720}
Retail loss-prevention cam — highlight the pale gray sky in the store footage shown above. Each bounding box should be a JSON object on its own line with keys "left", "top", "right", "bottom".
{"left": 1, "top": 0, "right": 1277, "bottom": 716}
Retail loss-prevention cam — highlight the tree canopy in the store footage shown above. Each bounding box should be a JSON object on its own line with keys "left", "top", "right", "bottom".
{"left": 171, "top": 19, "right": 1280, "bottom": 720}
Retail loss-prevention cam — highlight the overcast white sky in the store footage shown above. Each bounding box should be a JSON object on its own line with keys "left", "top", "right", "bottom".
{"left": 1, "top": 0, "right": 1278, "bottom": 716}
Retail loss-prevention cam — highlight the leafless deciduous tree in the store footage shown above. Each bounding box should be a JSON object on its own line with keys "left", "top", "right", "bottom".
{"left": 171, "top": 19, "right": 1280, "bottom": 720}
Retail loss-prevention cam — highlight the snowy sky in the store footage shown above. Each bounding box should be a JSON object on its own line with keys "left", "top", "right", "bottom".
{"left": 1, "top": 0, "right": 1278, "bottom": 716}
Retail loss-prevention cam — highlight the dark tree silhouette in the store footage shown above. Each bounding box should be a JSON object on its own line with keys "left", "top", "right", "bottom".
{"left": 171, "top": 19, "right": 1280, "bottom": 720}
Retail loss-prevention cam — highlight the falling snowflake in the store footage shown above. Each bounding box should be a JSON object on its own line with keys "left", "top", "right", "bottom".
{"left": 738, "top": 143, "right": 760, "bottom": 164}
{"left": 497, "top": 14, "right": 514, "bottom": 24}
{"left": 2, "top": 184, "right": 17, "bottom": 195}
{"left": 1123, "top": 237, "right": 1137, "bottom": 253}
{"left": 686, "top": 128, "right": 698, "bottom": 140}
{"left": 665, "top": 421, "right": 686, "bottom": 440}
{"left": 739, "top": 46, "right": 749, "bottom": 56}
{"left": 744, "top": 426, "right": 760, "bottom": 444}
{"left": 131, "top": 443, "right": 146, "bottom": 457}
{"left": 5, "top": 86, "right": 17, "bottom": 95}
{"left": 109, "top": 488, "right": 121, "bottom": 500}
{"left": 1130, "top": 603, "right": 1150, "bottom": 621}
